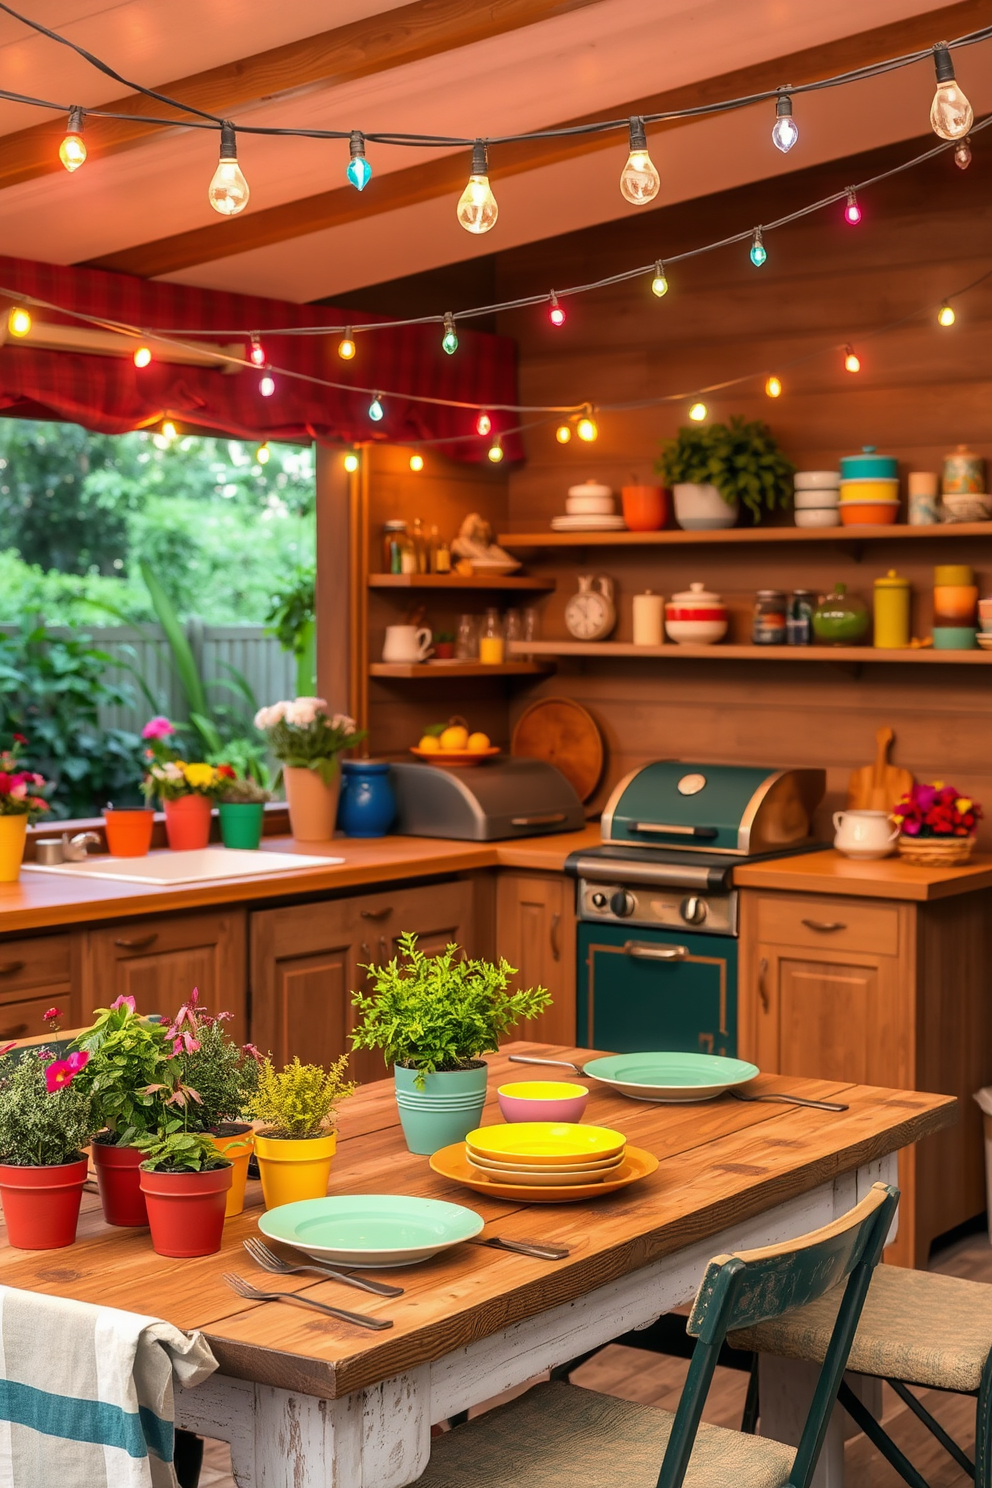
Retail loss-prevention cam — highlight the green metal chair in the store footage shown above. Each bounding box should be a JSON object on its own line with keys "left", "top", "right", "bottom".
{"left": 730, "top": 1263, "right": 992, "bottom": 1487}
{"left": 415, "top": 1181, "right": 899, "bottom": 1488}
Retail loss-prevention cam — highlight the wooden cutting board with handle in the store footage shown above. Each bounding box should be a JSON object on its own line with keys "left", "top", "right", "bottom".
{"left": 846, "top": 726, "right": 914, "bottom": 812}
{"left": 511, "top": 696, "right": 604, "bottom": 803}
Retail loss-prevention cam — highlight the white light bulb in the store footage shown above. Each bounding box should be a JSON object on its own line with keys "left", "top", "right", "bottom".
{"left": 457, "top": 142, "right": 498, "bottom": 234}
{"left": 771, "top": 95, "right": 798, "bottom": 153}
{"left": 930, "top": 45, "right": 973, "bottom": 140}
{"left": 651, "top": 261, "right": 668, "bottom": 298}
{"left": 209, "top": 122, "right": 249, "bottom": 216}
{"left": 619, "top": 118, "right": 660, "bottom": 205}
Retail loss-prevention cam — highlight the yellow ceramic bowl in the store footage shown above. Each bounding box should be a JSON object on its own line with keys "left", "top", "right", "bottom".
{"left": 465, "top": 1121, "right": 626, "bottom": 1165}
{"left": 837, "top": 478, "right": 899, "bottom": 502}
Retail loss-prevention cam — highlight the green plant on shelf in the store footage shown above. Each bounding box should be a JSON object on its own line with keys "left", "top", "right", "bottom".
{"left": 657, "top": 417, "right": 795, "bottom": 523}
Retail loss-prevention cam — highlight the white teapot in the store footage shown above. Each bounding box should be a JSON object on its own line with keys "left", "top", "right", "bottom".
{"left": 832, "top": 809, "right": 899, "bottom": 860}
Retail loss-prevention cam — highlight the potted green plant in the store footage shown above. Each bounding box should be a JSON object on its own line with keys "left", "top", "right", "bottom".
{"left": 254, "top": 698, "right": 364, "bottom": 841}
{"left": 433, "top": 630, "right": 456, "bottom": 660}
{"left": 0, "top": 1043, "right": 94, "bottom": 1248}
{"left": 351, "top": 933, "right": 551, "bottom": 1154}
{"left": 135, "top": 1126, "right": 234, "bottom": 1258}
{"left": 657, "top": 417, "right": 795, "bottom": 529}
{"left": 247, "top": 1055, "right": 356, "bottom": 1208}
{"left": 216, "top": 770, "right": 271, "bottom": 850}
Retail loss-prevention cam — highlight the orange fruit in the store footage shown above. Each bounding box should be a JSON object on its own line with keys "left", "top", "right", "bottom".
{"left": 439, "top": 725, "right": 469, "bottom": 750}
{"left": 417, "top": 735, "right": 441, "bottom": 752}
{"left": 467, "top": 732, "right": 491, "bottom": 752}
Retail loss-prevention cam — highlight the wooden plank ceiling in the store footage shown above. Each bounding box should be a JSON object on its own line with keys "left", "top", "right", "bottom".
{"left": 0, "top": 0, "right": 988, "bottom": 304}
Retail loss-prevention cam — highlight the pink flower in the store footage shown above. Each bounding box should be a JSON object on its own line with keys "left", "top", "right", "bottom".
{"left": 242, "top": 1042, "right": 264, "bottom": 1063}
{"left": 45, "top": 1060, "right": 78, "bottom": 1092}
{"left": 43, "top": 1007, "right": 61, "bottom": 1023}
{"left": 170, "top": 1030, "right": 200, "bottom": 1056}
{"left": 111, "top": 995, "right": 137, "bottom": 1014}
{"left": 142, "top": 716, "right": 175, "bottom": 740}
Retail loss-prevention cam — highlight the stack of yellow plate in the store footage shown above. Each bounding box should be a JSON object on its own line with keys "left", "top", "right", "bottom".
{"left": 465, "top": 1122, "right": 626, "bottom": 1187}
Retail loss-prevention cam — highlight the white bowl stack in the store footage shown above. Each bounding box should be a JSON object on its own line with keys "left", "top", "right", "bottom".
{"left": 552, "top": 482, "right": 626, "bottom": 532}
{"left": 793, "top": 471, "right": 841, "bottom": 528}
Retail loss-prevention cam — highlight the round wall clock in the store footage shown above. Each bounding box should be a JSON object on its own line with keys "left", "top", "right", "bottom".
{"left": 564, "top": 574, "right": 616, "bottom": 641}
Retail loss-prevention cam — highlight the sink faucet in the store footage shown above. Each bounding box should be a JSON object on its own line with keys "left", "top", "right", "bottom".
{"left": 63, "top": 831, "right": 101, "bottom": 862}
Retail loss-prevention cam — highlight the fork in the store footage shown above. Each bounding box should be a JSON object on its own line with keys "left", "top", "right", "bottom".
{"left": 244, "top": 1237, "right": 404, "bottom": 1297}
{"left": 729, "top": 1089, "right": 849, "bottom": 1113}
{"left": 222, "top": 1272, "right": 393, "bottom": 1330}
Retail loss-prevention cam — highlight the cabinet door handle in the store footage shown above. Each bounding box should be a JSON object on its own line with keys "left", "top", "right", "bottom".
{"left": 378, "top": 935, "right": 389, "bottom": 961}
{"left": 360, "top": 907, "right": 392, "bottom": 921}
{"left": 800, "top": 919, "right": 847, "bottom": 933}
{"left": 0, "top": 1022, "right": 27, "bottom": 1039}
{"left": 623, "top": 941, "right": 688, "bottom": 962}
{"left": 113, "top": 933, "right": 158, "bottom": 950}
{"left": 0, "top": 961, "right": 25, "bottom": 976}
{"left": 549, "top": 912, "right": 561, "bottom": 963}
{"left": 758, "top": 956, "right": 769, "bottom": 1012}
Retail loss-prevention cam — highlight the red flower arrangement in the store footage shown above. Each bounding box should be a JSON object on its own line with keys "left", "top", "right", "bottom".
{"left": 0, "top": 741, "right": 49, "bottom": 820}
{"left": 892, "top": 781, "right": 982, "bottom": 839}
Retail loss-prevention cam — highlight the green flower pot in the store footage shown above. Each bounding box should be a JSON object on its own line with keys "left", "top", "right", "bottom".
{"left": 394, "top": 1063, "right": 488, "bottom": 1155}
{"left": 218, "top": 801, "right": 264, "bottom": 850}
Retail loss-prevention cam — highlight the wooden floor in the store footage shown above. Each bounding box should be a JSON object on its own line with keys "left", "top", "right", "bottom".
{"left": 199, "top": 1222, "right": 992, "bottom": 1487}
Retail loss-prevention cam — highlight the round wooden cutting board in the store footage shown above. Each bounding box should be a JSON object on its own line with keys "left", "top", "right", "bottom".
{"left": 511, "top": 696, "right": 604, "bottom": 802}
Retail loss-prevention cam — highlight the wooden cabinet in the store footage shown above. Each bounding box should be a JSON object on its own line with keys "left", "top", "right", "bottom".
{"left": 0, "top": 933, "right": 81, "bottom": 1039}
{"left": 496, "top": 871, "right": 576, "bottom": 1046}
{"left": 82, "top": 910, "right": 247, "bottom": 1038}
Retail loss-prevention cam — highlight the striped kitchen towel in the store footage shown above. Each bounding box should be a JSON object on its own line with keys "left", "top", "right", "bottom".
{"left": 0, "top": 1283, "right": 217, "bottom": 1488}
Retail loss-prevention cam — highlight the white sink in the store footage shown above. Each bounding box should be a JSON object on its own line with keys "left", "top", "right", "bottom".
{"left": 23, "top": 846, "right": 345, "bottom": 886}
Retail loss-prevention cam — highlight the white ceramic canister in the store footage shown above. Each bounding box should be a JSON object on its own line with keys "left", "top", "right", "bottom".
{"left": 632, "top": 591, "right": 664, "bottom": 646}
{"left": 907, "top": 471, "right": 939, "bottom": 526}
{"left": 566, "top": 481, "right": 615, "bottom": 516}
{"left": 832, "top": 809, "right": 899, "bottom": 860}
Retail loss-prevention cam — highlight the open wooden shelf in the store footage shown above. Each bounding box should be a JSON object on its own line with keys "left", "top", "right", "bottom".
{"left": 508, "top": 640, "right": 992, "bottom": 665}
{"left": 497, "top": 522, "right": 992, "bottom": 549}
{"left": 369, "top": 660, "right": 555, "bottom": 678}
{"left": 368, "top": 573, "right": 555, "bottom": 591}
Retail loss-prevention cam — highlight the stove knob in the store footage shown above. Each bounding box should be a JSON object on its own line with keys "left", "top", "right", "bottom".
{"left": 680, "top": 895, "right": 708, "bottom": 926}
{"left": 591, "top": 891, "right": 608, "bottom": 909}
{"left": 609, "top": 890, "right": 635, "bottom": 918}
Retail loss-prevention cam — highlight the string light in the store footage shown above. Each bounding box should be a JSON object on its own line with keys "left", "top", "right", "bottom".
{"left": 765, "top": 375, "right": 782, "bottom": 398}
{"left": 651, "top": 261, "right": 668, "bottom": 298}
{"left": 576, "top": 411, "right": 598, "bottom": 442}
{"left": 133, "top": 345, "right": 152, "bottom": 368}
{"left": 249, "top": 333, "right": 265, "bottom": 367}
{"left": 844, "top": 188, "right": 862, "bottom": 225}
{"left": 259, "top": 374, "right": 275, "bottom": 396}
{"left": 409, "top": 453, "right": 424, "bottom": 471}
{"left": 347, "top": 131, "right": 372, "bottom": 191}
{"left": 344, "top": 452, "right": 359, "bottom": 473}
{"left": 930, "top": 43, "right": 973, "bottom": 140}
{"left": 369, "top": 394, "right": 384, "bottom": 421}
{"left": 7, "top": 308, "right": 31, "bottom": 337}
{"left": 208, "top": 121, "right": 250, "bottom": 216}
{"left": 256, "top": 442, "right": 270, "bottom": 464}
{"left": 955, "top": 137, "right": 972, "bottom": 169}
{"left": 457, "top": 141, "right": 498, "bottom": 235}
{"left": 549, "top": 292, "right": 566, "bottom": 327}
{"left": 161, "top": 420, "right": 178, "bottom": 440}
{"left": 689, "top": 402, "right": 707, "bottom": 421}
{"left": 476, "top": 412, "right": 492, "bottom": 436}
{"left": 619, "top": 117, "right": 660, "bottom": 206}
{"left": 338, "top": 329, "right": 356, "bottom": 361}
{"left": 772, "top": 93, "right": 798, "bottom": 153}
{"left": 59, "top": 106, "right": 86, "bottom": 172}
{"left": 749, "top": 228, "right": 767, "bottom": 267}
{"left": 844, "top": 346, "right": 861, "bottom": 373}
{"left": 488, "top": 436, "right": 504, "bottom": 463}
{"left": 442, "top": 313, "right": 458, "bottom": 355}
{"left": 556, "top": 423, "right": 572, "bottom": 444}
{"left": 938, "top": 302, "right": 956, "bottom": 326}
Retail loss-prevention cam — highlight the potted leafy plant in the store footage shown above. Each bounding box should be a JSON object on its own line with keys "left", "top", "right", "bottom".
{"left": 135, "top": 1127, "right": 234, "bottom": 1258}
{"left": 254, "top": 698, "right": 364, "bottom": 841}
{"left": 0, "top": 739, "right": 50, "bottom": 882}
{"left": 433, "top": 630, "right": 456, "bottom": 660}
{"left": 351, "top": 933, "right": 551, "bottom": 1154}
{"left": 247, "top": 1055, "right": 356, "bottom": 1209}
{"left": 0, "top": 1043, "right": 94, "bottom": 1248}
{"left": 657, "top": 417, "right": 795, "bottom": 529}
{"left": 216, "top": 770, "right": 271, "bottom": 851}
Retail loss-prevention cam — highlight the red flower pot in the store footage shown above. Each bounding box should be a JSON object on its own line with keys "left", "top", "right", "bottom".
{"left": 92, "top": 1137, "right": 148, "bottom": 1226}
{"left": 0, "top": 1155, "right": 88, "bottom": 1249}
{"left": 139, "top": 1164, "right": 233, "bottom": 1257}
{"left": 163, "top": 794, "right": 213, "bottom": 851}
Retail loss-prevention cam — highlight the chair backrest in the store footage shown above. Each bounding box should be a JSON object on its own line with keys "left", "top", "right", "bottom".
{"left": 656, "top": 1181, "right": 899, "bottom": 1488}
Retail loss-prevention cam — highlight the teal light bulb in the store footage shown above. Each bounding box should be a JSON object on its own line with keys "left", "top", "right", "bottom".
{"left": 347, "top": 155, "right": 372, "bottom": 191}
{"left": 749, "top": 229, "right": 767, "bottom": 267}
{"left": 441, "top": 313, "right": 458, "bottom": 355}
{"left": 369, "top": 396, "right": 384, "bottom": 422}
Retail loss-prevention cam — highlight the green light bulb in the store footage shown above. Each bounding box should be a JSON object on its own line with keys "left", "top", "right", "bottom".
{"left": 442, "top": 313, "right": 458, "bottom": 355}
{"left": 750, "top": 229, "right": 767, "bottom": 267}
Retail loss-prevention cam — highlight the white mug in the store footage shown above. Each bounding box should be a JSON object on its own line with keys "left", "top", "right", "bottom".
{"left": 832, "top": 809, "right": 899, "bottom": 860}
{"left": 382, "top": 624, "right": 433, "bottom": 663}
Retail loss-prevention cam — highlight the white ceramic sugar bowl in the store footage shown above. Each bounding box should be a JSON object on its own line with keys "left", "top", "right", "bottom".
{"left": 832, "top": 809, "right": 899, "bottom": 860}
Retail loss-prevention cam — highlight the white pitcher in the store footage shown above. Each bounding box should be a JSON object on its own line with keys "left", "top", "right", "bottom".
{"left": 832, "top": 809, "right": 899, "bottom": 860}
{"left": 382, "top": 625, "right": 433, "bottom": 663}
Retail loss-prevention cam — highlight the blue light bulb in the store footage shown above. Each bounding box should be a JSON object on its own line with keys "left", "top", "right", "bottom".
{"left": 750, "top": 229, "right": 767, "bottom": 267}
{"left": 369, "top": 396, "right": 384, "bottom": 422}
{"left": 347, "top": 155, "right": 372, "bottom": 191}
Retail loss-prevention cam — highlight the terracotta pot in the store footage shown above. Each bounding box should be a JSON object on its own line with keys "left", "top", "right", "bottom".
{"left": 254, "top": 1130, "right": 336, "bottom": 1208}
{"left": 0, "top": 1155, "right": 88, "bottom": 1249}
{"left": 283, "top": 765, "right": 340, "bottom": 842}
{"left": 103, "top": 808, "right": 154, "bottom": 858}
{"left": 139, "top": 1163, "right": 232, "bottom": 1257}
{"left": 206, "top": 1125, "right": 254, "bottom": 1217}
{"left": 621, "top": 485, "right": 668, "bottom": 532}
{"left": 163, "top": 793, "right": 213, "bottom": 851}
{"left": 92, "top": 1136, "right": 148, "bottom": 1226}
{"left": 0, "top": 814, "right": 28, "bottom": 883}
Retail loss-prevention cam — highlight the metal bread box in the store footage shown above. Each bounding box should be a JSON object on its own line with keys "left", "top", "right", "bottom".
{"left": 390, "top": 758, "right": 585, "bottom": 841}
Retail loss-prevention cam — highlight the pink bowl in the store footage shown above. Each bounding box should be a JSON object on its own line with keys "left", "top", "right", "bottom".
{"left": 496, "top": 1082, "right": 589, "bottom": 1123}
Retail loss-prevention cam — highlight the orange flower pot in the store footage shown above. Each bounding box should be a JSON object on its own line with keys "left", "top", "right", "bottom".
{"left": 206, "top": 1125, "right": 254, "bottom": 1217}
{"left": 139, "top": 1163, "right": 232, "bottom": 1257}
{"left": 103, "top": 808, "right": 154, "bottom": 858}
{"left": 0, "top": 1156, "right": 88, "bottom": 1249}
{"left": 621, "top": 485, "right": 669, "bottom": 532}
{"left": 163, "top": 794, "right": 213, "bottom": 851}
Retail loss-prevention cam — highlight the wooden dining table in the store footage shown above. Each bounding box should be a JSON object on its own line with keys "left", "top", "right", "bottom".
{"left": 0, "top": 1044, "right": 955, "bottom": 1488}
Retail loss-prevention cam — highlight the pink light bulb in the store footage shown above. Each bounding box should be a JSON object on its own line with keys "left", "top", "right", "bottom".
{"left": 844, "top": 190, "right": 861, "bottom": 226}
{"left": 549, "top": 293, "right": 566, "bottom": 328}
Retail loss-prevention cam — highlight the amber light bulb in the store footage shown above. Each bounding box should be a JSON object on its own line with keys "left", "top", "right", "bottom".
{"left": 133, "top": 346, "right": 152, "bottom": 368}
{"left": 59, "top": 107, "right": 86, "bottom": 172}
{"left": 844, "top": 347, "right": 860, "bottom": 373}
{"left": 765, "top": 375, "right": 782, "bottom": 398}
{"left": 556, "top": 423, "right": 572, "bottom": 444}
{"left": 208, "top": 121, "right": 250, "bottom": 216}
{"left": 619, "top": 117, "right": 660, "bottom": 206}
{"left": 930, "top": 44, "right": 973, "bottom": 141}
{"left": 457, "top": 141, "right": 498, "bottom": 235}
{"left": 8, "top": 308, "right": 31, "bottom": 338}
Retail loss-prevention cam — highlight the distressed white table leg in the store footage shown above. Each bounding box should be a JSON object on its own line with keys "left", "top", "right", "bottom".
{"left": 759, "top": 1359, "right": 882, "bottom": 1488}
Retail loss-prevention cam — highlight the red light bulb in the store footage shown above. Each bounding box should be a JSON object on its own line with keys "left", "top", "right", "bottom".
{"left": 844, "top": 189, "right": 861, "bottom": 226}
{"left": 249, "top": 334, "right": 265, "bottom": 367}
{"left": 549, "top": 293, "right": 566, "bottom": 328}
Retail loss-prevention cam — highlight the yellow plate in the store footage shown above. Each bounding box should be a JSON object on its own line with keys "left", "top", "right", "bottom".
{"left": 468, "top": 1151, "right": 624, "bottom": 1175}
{"left": 465, "top": 1121, "right": 626, "bottom": 1165}
{"left": 432, "top": 1142, "right": 658, "bottom": 1202}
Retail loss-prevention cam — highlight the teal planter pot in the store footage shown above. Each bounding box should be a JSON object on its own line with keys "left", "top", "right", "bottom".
{"left": 218, "top": 801, "right": 264, "bottom": 849}
{"left": 394, "top": 1063, "right": 488, "bottom": 1155}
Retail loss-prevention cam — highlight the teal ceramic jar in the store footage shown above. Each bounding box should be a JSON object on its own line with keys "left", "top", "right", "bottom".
{"left": 394, "top": 1063, "right": 489, "bottom": 1155}
{"left": 812, "top": 583, "right": 870, "bottom": 646}
{"left": 839, "top": 446, "right": 898, "bottom": 480}
{"left": 218, "top": 801, "right": 264, "bottom": 849}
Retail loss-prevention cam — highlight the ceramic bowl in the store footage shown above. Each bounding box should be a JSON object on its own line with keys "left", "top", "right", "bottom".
{"left": 664, "top": 617, "right": 729, "bottom": 644}
{"left": 467, "top": 1150, "right": 623, "bottom": 1174}
{"left": 794, "top": 488, "right": 840, "bottom": 510}
{"left": 795, "top": 508, "right": 841, "bottom": 528}
{"left": 941, "top": 492, "right": 992, "bottom": 522}
{"left": 838, "top": 478, "right": 900, "bottom": 502}
{"left": 794, "top": 471, "right": 841, "bottom": 490}
{"left": 977, "top": 633, "right": 992, "bottom": 650}
{"left": 464, "top": 1121, "right": 626, "bottom": 1165}
{"left": 978, "top": 597, "right": 992, "bottom": 618}
{"left": 665, "top": 583, "right": 728, "bottom": 645}
{"left": 566, "top": 493, "right": 615, "bottom": 516}
{"left": 497, "top": 1082, "right": 589, "bottom": 1123}
{"left": 933, "top": 626, "right": 978, "bottom": 650}
{"left": 839, "top": 500, "right": 900, "bottom": 526}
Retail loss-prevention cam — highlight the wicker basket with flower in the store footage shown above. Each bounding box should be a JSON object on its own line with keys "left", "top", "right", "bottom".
{"left": 892, "top": 781, "right": 983, "bottom": 865}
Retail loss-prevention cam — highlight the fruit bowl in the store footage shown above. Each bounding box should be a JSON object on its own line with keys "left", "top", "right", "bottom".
{"left": 410, "top": 746, "right": 500, "bottom": 767}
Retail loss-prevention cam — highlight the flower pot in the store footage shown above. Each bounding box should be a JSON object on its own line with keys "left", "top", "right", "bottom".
{"left": 253, "top": 1130, "right": 337, "bottom": 1209}
{"left": 103, "top": 808, "right": 154, "bottom": 858}
{"left": 218, "top": 801, "right": 264, "bottom": 850}
{"left": 338, "top": 761, "right": 396, "bottom": 839}
{"left": 621, "top": 485, "right": 668, "bottom": 532}
{"left": 138, "top": 1163, "right": 233, "bottom": 1257}
{"left": 0, "top": 1155, "right": 88, "bottom": 1249}
{"left": 897, "top": 835, "right": 976, "bottom": 866}
{"left": 672, "top": 483, "right": 739, "bottom": 532}
{"left": 0, "top": 815, "right": 28, "bottom": 883}
{"left": 163, "top": 794, "right": 213, "bottom": 851}
{"left": 92, "top": 1135, "right": 148, "bottom": 1226}
{"left": 283, "top": 764, "right": 340, "bottom": 842}
{"left": 206, "top": 1124, "right": 255, "bottom": 1217}
{"left": 394, "top": 1063, "right": 488, "bottom": 1155}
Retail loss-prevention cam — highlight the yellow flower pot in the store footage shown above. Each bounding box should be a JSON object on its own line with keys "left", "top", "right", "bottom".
{"left": 0, "top": 815, "right": 28, "bottom": 883}
{"left": 253, "top": 1130, "right": 337, "bottom": 1209}
{"left": 206, "top": 1125, "right": 254, "bottom": 1217}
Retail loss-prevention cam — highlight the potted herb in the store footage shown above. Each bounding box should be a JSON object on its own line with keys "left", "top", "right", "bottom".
{"left": 216, "top": 770, "right": 271, "bottom": 850}
{"left": 0, "top": 738, "right": 50, "bottom": 882}
{"left": 433, "top": 630, "right": 456, "bottom": 660}
{"left": 892, "top": 781, "right": 983, "bottom": 865}
{"left": 254, "top": 698, "right": 364, "bottom": 842}
{"left": 657, "top": 417, "right": 795, "bottom": 529}
{"left": 247, "top": 1055, "right": 356, "bottom": 1208}
{"left": 136, "top": 1126, "right": 234, "bottom": 1258}
{"left": 0, "top": 1043, "right": 94, "bottom": 1248}
{"left": 351, "top": 933, "right": 551, "bottom": 1154}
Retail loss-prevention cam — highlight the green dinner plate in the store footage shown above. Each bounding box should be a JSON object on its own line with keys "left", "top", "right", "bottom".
{"left": 259, "top": 1194, "right": 485, "bottom": 1268}
{"left": 582, "top": 1052, "right": 760, "bottom": 1103}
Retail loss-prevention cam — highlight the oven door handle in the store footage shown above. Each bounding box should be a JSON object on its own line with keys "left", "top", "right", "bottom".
{"left": 623, "top": 941, "right": 689, "bottom": 962}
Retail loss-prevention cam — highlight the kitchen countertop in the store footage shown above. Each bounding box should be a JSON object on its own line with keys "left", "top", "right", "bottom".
{"left": 734, "top": 846, "right": 992, "bottom": 902}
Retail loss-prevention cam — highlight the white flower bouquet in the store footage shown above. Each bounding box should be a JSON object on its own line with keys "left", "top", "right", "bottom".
{"left": 254, "top": 698, "right": 365, "bottom": 785}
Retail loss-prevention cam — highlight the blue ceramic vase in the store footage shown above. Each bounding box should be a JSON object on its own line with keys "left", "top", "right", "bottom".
{"left": 394, "top": 1063, "right": 489, "bottom": 1155}
{"left": 338, "top": 760, "right": 396, "bottom": 838}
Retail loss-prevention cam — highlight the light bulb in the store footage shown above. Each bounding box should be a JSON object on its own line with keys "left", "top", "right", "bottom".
{"left": 442, "top": 313, "right": 458, "bottom": 355}
{"left": 457, "top": 141, "right": 498, "bottom": 235}
{"left": 347, "top": 131, "right": 371, "bottom": 192}
{"left": 161, "top": 420, "right": 178, "bottom": 440}
{"left": 556, "top": 423, "right": 572, "bottom": 444}
{"left": 59, "top": 106, "right": 86, "bottom": 172}
{"left": 549, "top": 292, "right": 566, "bottom": 328}
{"left": 259, "top": 374, "right": 275, "bottom": 397}
{"left": 8, "top": 308, "right": 31, "bottom": 337}
{"left": 765, "top": 375, "right": 782, "bottom": 398}
{"left": 369, "top": 395, "right": 384, "bottom": 422}
{"left": 619, "top": 117, "right": 660, "bottom": 206}
{"left": 771, "top": 94, "right": 798, "bottom": 153}
{"left": 844, "top": 347, "right": 860, "bottom": 373}
{"left": 344, "top": 452, "right": 359, "bottom": 473}
{"left": 256, "top": 442, "right": 270, "bottom": 464}
{"left": 488, "top": 437, "right": 503, "bottom": 463}
{"left": 208, "top": 121, "right": 250, "bottom": 216}
{"left": 750, "top": 228, "right": 767, "bottom": 267}
{"left": 476, "top": 412, "right": 492, "bottom": 437}
{"left": 338, "top": 330, "right": 356, "bottom": 361}
{"left": 133, "top": 346, "right": 152, "bottom": 368}
{"left": 651, "top": 261, "right": 668, "bottom": 298}
{"left": 930, "top": 45, "right": 973, "bottom": 140}
{"left": 577, "top": 415, "right": 598, "bottom": 442}
{"left": 955, "top": 138, "right": 972, "bottom": 169}
{"left": 938, "top": 302, "right": 956, "bottom": 327}
{"left": 844, "top": 189, "right": 861, "bottom": 226}
{"left": 409, "top": 453, "right": 424, "bottom": 472}
{"left": 688, "top": 401, "right": 707, "bottom": 422}
{"left": 249, "top": 334, "right": 265, "bottom": 367}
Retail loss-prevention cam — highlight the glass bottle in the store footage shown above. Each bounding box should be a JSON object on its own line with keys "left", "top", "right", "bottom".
{"left": 456, "top": 613, "right": 478, "bottom": 659}
{"left": 478, "top": 607, "right": 505, "bottom": 664}
{"left": 382, "top": 519, "right": 407, "bottom": 575}
{"left": 399, "top": 530, "right": 418, "bottom": 574}
{"left": 504, "top": 608, "right": 522, "bottom": 655}
{"left": 410, "top": 517, "right": 428, "bottom": 574}
{"left": 433, "top": 529, "right": 452, "bottom": 574}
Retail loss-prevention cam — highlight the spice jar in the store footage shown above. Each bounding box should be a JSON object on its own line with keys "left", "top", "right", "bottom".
{"left": 787, "top": 590, "right": 815, "bottom": 646}
{"left": 382, "top": 520, "right": 408, "bottom": 574}
{"left": 752, "top": 590, "right": 787, "bottom": 645}
{"left": 873, "top": 570, "right": 911, "bottom": 649}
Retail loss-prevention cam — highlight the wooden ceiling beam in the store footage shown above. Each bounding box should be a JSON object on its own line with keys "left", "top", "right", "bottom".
{"left": 82, "top": 0, "right": 991, "bottom": 280}
{"left": 0, "top": 0, "right": 605, "bottom": 192}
